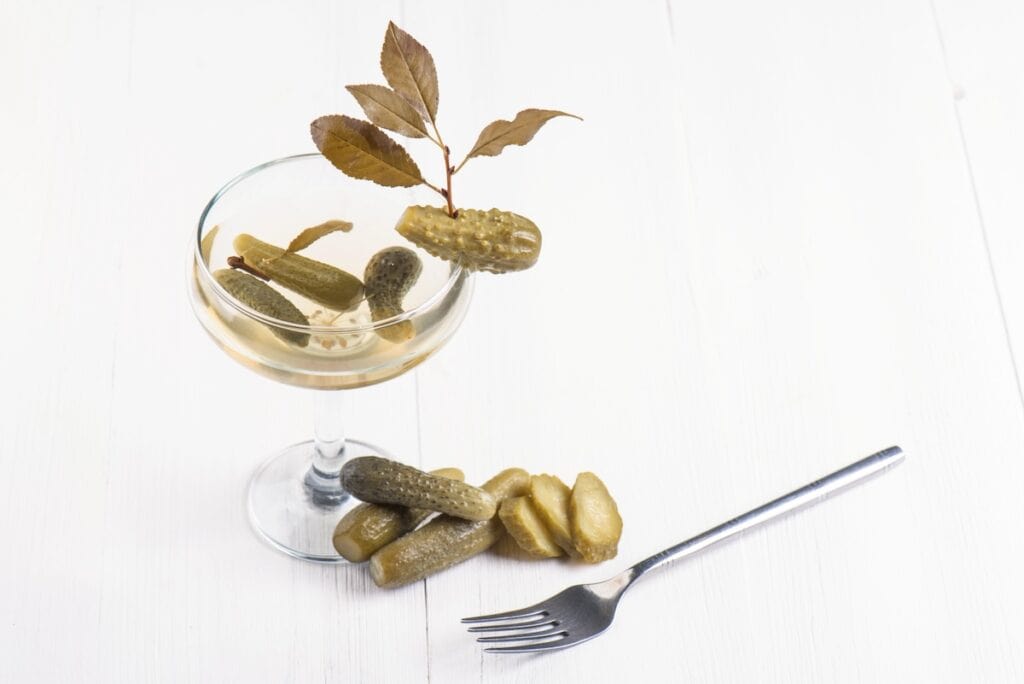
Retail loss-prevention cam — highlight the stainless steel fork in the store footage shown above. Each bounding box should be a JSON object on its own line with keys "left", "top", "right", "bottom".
{"left": 462, "top": 445, "right": 904, "bottom": 653}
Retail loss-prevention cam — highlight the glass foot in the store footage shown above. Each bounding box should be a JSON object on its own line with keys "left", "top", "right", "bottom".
{"left": 246, "top": 438, "right": 392, "bottom": 563}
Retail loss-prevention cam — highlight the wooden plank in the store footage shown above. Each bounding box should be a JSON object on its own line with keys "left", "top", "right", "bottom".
{"left": 3, "top": 0, "right": 1023, "bottom": 681}
{"left": 410, "top": 0, "right": 1024, "bottom": 681}
{"left": 931, "top": 0, "right": 1024, "bottom": 411}
{"left": 0, "top": 0, "right": 431, "bottom": 681}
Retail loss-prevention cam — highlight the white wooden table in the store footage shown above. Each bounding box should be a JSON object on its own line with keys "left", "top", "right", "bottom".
{"left": 3, "top": 1, "right": 1023, "bottom": 681}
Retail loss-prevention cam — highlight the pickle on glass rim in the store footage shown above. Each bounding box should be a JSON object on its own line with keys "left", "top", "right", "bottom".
{"left": 212, "top": 269, "right": 310, "bottom": 347}
{"left": 233, "top": 233, "right": 364, "bottom": 311}
{"left": 395, "top": 206, "right": 542, "bottom": 274}
{"left": 364, "top": 246, "right": 422, "bottom": 343}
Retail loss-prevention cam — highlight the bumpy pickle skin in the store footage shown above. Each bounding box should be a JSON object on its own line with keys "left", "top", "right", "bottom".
{"left": 363, "top": 246, "right": 422, "bottom": 343}
{"left": 212, "top": 269, "right": 310, "bottom": 347}
{"left": 528, "top": 474, "right": 578, "bottom": 557}
{"left": 233, "top": 233, "right": 363, "bottom": 311}
{"left": 498, "top": 496, "right": 563, "bottom": 558}
{"left": 369, "top": 468, "right": 530, "bottom": 588}
{"left": 340, "top": 456, "right": 497, "bottom": 521}
{"left": 569, "top": 472, "right": 623, "bottom": 563}
{"left": 332, "top": 467, "right": 464, "bottom": 562}
{"left": 395, "top": 206, "right": 542, "bottom": 273}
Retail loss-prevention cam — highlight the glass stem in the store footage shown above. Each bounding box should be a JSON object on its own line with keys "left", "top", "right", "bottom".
{"left": 304, "top": 389, "right": 349, "bottom": 507}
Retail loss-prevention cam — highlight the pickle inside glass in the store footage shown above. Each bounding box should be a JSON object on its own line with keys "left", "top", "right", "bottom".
{"left": 234, "top": 233, "right": 364, "bottom": 311}
{"left": 213, "top": 268, "right": 310, "bottom": 347}
{"left": 364, "top": 246, "right": 422, "bottom": 343}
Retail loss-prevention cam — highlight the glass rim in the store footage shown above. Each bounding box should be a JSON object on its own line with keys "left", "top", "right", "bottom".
{"left": 194, "top": 153, "right": 466, "bottom": 335}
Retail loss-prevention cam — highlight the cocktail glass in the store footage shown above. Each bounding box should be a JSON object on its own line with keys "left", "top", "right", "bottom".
{"left": 188, "top": 153, "right": 473, "bottom": 563}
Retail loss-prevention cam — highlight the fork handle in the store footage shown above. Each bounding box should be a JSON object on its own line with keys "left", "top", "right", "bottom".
{"left": 627, "top": 446, "right": 904, "bottom": 583}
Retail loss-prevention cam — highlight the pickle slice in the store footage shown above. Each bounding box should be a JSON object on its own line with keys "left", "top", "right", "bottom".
{"left": 213, "top": 269, "right": 310, "bottom": 347}
{"left": 369, "top": 468, "right": 529, "bottom": 588}
{"left": 395, "top": 206, "right": 542, "bottom": 273}
{"left": 332, "top": 467, "right": 464, "bottom": 562}
{"left": 340, "top": 456, "right": 497, "bottom": 521}
{"left": 528, "top": 474, "right": 577, "bottom": 557}
{"left": 233, "top": 233, "right": 364, "bottom": 311}
{"left": 569, "top": 472, "right": 622, "bottom": 563}
{"left": 364, "top": 246, "right": 422, "bottom": 343}
{"left": 498, "top": 496, "right": 563, "bottom": 558}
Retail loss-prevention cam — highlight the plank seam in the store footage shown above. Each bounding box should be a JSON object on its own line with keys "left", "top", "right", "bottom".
{"left": 928, "top": 0, "right": 1024, "bottom": 421}
{"left": 414, "top": 371, "right": 432, "bottom": 684}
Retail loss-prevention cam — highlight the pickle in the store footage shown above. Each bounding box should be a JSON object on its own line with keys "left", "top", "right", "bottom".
{"left": 529, "top": 474, "right": 577, "bottom": 556}
{"left": 233, "top": 233, "right": 364, "bottom": 311}
{"left": 569, "top": 472, "right": 622, "bottom": 563}
{"left": 395, "top": 206, "right": 542, "bottom": 273}
{"left": 212, "top": 269, "right": 310, "bottom": 347}
{"left": 498, "top": 496, "right": 563, "bottom": 558}
{"left": 369, "top": 468, "right": 530, "bottom": 588}
{"left": 340, "top": 456, "right": 497, "bottom": 521}
{"left": 200, "top": 224, "right": 220, "bottom": 265}
{"left": 332, "top": 467, "right": 464, "bottom": 562}
{"left": 364, "top": 246, "right": 422, "bottom": 343}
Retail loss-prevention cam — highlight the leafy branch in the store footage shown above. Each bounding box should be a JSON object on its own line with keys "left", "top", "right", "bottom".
{"left": 311, "top": 21, "right": 579, "bottom": 220}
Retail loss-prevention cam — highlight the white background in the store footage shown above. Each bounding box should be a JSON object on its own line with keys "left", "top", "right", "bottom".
{"left": 2, "top": 0, "right": 1023, "bottom": 681}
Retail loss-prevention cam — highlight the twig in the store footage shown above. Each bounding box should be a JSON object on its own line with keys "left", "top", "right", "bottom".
{"left": 227, "top": 255, "right": 270, "bottom": 280}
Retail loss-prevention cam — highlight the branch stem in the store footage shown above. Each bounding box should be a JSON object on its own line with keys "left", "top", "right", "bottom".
{"left": 227, "top": 255, "right": 270, "bottom": 281}
{"left": 423, "top": 180, "right": 446, "bottom": 197}
{"left": 442, "top": 145, "right": 455, "bottom": 217}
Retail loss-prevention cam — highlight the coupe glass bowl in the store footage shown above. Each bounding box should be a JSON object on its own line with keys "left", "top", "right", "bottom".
{"left": 188, "top": 153, "right": 473, "bottom": 562}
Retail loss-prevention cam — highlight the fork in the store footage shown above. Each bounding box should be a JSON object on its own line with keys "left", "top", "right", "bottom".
{"left": 462, "top": 445, "right": 904, "bottom": 653}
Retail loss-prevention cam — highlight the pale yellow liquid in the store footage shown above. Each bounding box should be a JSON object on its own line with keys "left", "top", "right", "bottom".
{"left": 190, "top": 156, "right": 471, "bottom": 389}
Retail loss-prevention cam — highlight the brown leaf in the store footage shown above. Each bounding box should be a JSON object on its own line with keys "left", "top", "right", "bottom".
{"left": 380, "top": 21, "right": 439, "bottom": 123}
{"left": 463, "top": 109, "right": 581, "bottom": 163}
{"left": 346, "top": 84, "right": 429, "bottom": 139}
{"left": 310, "top": 115, "right": 424, "bottom": 188}
{"left": 285, "top": 220, "right": 354, "bottom": 254}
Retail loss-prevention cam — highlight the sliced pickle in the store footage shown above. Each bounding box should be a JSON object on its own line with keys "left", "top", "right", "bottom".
{"left": 395, "top": 206, "right": 541, "bottom": 273}
{"left": 569, "top": 472, "right": 623, "bottom": 563}
{"left": 212, "top": 269, "right": 309, "bottom": 347}
{"left": 364, "top": 246, "right": 422, "bottom": 343}
{"left": 528, "top": 474, "right": 577, "bottom": 557}
{"left": 498, "top": 496, "right": 563, "bottom": 558}
{"left": 233, "top": 233, "right": 363, "bottom": 311}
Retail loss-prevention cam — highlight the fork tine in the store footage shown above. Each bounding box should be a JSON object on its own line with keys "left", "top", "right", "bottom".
{"left": 460, "top": 606, "right": 547, "bottom": 624}
{"left": 483, "top": 633, "right": 589, "bottom": 654}
{"left": 465, "top": 616, "right": 554, "bottom": 633}
{"left": 476, "top": 627, "right": 566, "bottom": 644}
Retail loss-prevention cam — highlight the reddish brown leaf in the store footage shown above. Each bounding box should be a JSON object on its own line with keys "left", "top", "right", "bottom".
{"left": 310, "top": 115, "right": 424, "bottom": 188}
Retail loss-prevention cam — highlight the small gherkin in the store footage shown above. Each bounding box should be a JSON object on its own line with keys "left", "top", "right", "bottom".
{"left": 213, "top": 269, "right": 310, "bottom": 347}
{"left": 364, "top": 246, "right": 422, "bottom": 343}
{"left": 233, "top": 233, "right": 364, "bottom": 311}
{"left": 395, "top": 206, "right": 542, "bottom": 274}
